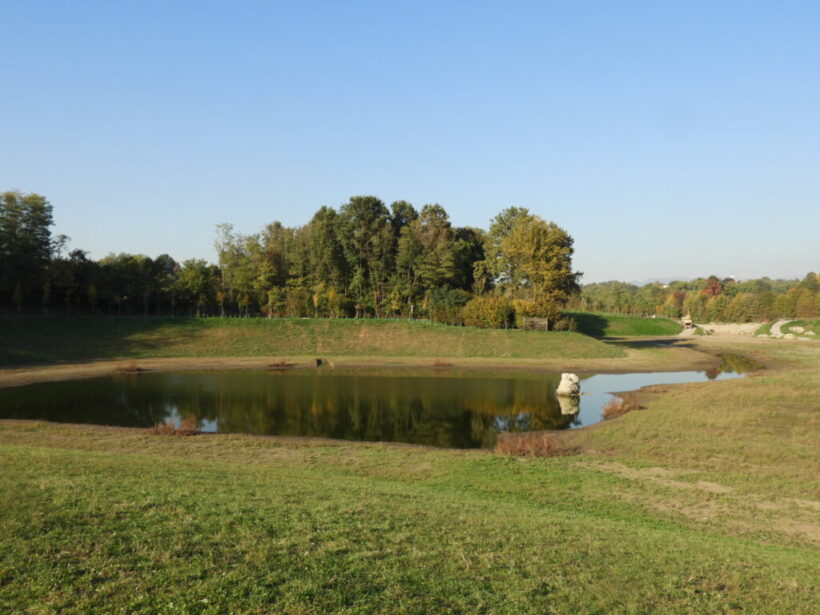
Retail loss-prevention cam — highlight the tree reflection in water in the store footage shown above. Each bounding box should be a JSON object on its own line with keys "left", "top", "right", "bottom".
{"left": 0, "top": 369, "right": 578, "bottom": 448}
{"left": 1, "top": 359, "right": 755, "bottom": 448}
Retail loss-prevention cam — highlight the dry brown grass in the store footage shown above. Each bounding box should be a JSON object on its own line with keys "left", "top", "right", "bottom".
{"left": 267, "top": 359, "right": 295, "bottom": 370}
{"left": 149, "top": 414, "right": 199, "bottom": 436}
{"left": 602, "top": 394, "right": 642, "bottom": 419}
{"left": 115, "top": 361, "right": 142, "bottom": 373}
{"left": 433, "top": 359, "right": 453, "bottom": 368}
{"left": 494, "top": 431, "right": 566, "bottom": 457}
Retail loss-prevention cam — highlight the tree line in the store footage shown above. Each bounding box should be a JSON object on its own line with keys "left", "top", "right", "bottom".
{"left": 569, "top": 274, "right": 820, "bottom": 322}
{"left": 0, "top": 191, "right": 580, "bottom": 327}
{"left": 4, "top": 190, "right": 816, "bottom": 325}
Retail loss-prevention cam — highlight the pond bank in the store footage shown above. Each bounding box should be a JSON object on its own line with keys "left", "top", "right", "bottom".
{"left": 0, "top": 342, "right": 721, "bottom": 389}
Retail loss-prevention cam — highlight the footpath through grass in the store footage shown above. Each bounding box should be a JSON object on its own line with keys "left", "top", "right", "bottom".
{"left": 0, "top": 339, "right": 817, "bottom": 614}
{"left": 566, "top": 311, "right": 682, "bottom": 337}
{"left": 0, "top": 316, "right": 622, "bottom": 366}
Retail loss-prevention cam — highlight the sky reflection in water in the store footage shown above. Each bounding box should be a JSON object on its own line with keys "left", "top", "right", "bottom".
{"left": 0, "top": 355, "right": 757, "bottom": 449}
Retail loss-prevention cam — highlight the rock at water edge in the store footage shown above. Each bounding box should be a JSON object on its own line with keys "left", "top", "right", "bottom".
{"left": 556, "top": 373, "right": 580, "bottom": 397}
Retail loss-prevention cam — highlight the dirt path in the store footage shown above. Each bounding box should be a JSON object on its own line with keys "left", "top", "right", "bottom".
{"left": 690, "top": 322, "right": 762, "bottom": 336}
{"left": 770, "top": 319, "right": 791, "bottom": 336}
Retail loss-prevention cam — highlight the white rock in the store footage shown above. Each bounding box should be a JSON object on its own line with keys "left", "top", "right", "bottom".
{"left": 789, "top": 326, "right": 805, "bottom": 333}
{"left": 558, "top": 395, "right": 580, "bottom": 415}
{"left": 556, "top": 373, "right": 580, "bottom": 397}
{"left": 784, "top": 333, "right": 796, "bottom": 340}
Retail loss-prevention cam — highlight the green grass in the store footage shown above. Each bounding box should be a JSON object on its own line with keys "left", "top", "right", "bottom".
{"left": 0, "top": 317, "right": 623, "bottom": 366}
{"left": 755, "top": 322, "right": 773, "bottom": 336}
{"left": 0, "top": 337, "right": 817, "bottom": 613}
{"left": 782, "top": 319, "right": 820, "bottom": 338}
{"left": 1, "top": 414, "right": 817, "bottom": 614}
{"left": 566, "top": 311, "right": 682, "bottom": 337}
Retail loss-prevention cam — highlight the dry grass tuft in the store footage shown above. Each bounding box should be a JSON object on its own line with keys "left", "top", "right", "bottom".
{"left": 602, "top": 394, "right": 642, "bottom": 419}
{"left": 149, "top": 414, "right": 199, "bottom": 436}
{"left": 640, "top": 385, "right": 668, "bottom": 394}
{"left": 494, "top": 431, "right": 566, "bottom": 457}
{"left": 116, "top": 361, "right": 142, "bottom": 373}
{"left": 433, "top": 359, "right": 453, "bottom": 368}
{"left": 268, "top": 359, "right": 294, "bottom": 370}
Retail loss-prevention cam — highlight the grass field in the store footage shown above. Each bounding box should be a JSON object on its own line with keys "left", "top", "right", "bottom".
{"left": 0, "top": 317, "right": 624, "bottom": 366}
{"left": 783, "top": 319, "right": 820, "bottom": 338}
{"left": 1, "top": 339, "right": 818, "bottom": 613}
{"left": 756, "top": 319, "right": 819, "bottom": 338}
{"left": 755, "top": 322, "right": 773, "bottom": 335}
{"left": 566, "top": 311, "right": 682, "bottom": 337}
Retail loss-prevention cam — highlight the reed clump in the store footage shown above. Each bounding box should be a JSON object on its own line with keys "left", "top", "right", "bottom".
{"left": 116, "top": 361, "right": 142, "bottom": 373}
{"left": 602, "top": 394, "right": 642, "bottom": 419}
{"left": 150, "top": 414, "right": 198, "bottom": 436}
{"left": 494, "top": 431, "right": 565, "bottom": 457}
{"left": 268, "top": 359, "right": 294, "bottom": 370}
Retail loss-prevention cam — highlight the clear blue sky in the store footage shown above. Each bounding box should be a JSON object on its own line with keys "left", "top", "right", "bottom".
{"left": 1, "top": 1, "right": 818, "bottom": 283}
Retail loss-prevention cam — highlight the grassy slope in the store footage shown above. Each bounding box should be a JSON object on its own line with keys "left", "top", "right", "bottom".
{"left": 783, "top": 319, "right": 820, "bottom": 338}
{"left": 0, "top": 317, "right": 622, "bottom": 366}
{"left": 566, "top": 311, "right": 682, "bottom": 337}
{"left": 0, "top": 340, "right": 818, "bottom": 614}
{"left": 755, "top": 322, "right": 773, "bottom": 335}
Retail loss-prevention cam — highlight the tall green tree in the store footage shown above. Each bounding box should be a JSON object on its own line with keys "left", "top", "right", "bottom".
{"left": 337, "top": 196, "right": 394, "bottom": 316}
{"left": 0, "top": 191, "right": 55, "bottom": 308}
{"left": 479, "top": 206, "right": 532, "bottom": 290}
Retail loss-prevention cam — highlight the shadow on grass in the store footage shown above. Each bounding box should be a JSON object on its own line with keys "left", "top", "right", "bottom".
{"left": 0, "top": 316, "right": 206, "bottom": 366}
{"left": 568, "top": 313, "right": 609, "bottom": 337}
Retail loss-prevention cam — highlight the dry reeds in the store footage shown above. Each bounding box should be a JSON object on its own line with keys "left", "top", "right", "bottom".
{"left": 602, "top": 394, "right": 642, "bottom": 419}
{"left": 116, "top": 361, "right": 142, "bottom": 373}
{"left": 494, "top": 431, "right": 565, "bottom": 457}
{"left": 268, "top": 359, "right": 294, "bottom": 370}
{"left": 149, "top": 414, "right": 199, "bottom": 436}
{"left": 433, "top": 359, "right": 453, "bottom": 368}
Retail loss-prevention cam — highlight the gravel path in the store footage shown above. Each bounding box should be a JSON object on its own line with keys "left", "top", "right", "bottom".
{"left": 769, "top": 319, "right": 791, "bottom": 336}
{"left": 694, "top": 322, "right": 762, "bottom": 336}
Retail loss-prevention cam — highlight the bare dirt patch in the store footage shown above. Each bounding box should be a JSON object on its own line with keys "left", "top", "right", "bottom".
{"left": 589, "top": 461, "right": 735, "bottom": 494}
{"left": 589, "top": 461, "right": 820, "bottom": 545}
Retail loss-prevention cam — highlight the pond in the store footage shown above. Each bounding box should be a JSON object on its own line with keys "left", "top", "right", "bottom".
{"left": 0, "top": 354, "right": 759, "bottom": 449}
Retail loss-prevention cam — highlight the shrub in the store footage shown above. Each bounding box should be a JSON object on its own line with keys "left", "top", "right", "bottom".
{"left": 461, "top": 296, "right": 515, "bottom": 329}
{"left": 428, "top": 287, "right": 471, "bottom": 325}
{"left": 115, "top": 361, "right": 142, "bottom": 373}
{"left": 552, "top": 315, "right": 577, "bottom": 332}
{"left": 150, "top": 414, "right": 199, "bottom": 436}
{"left": 494, "top": 431, "right": 565, "bottom": 457}
{"left": 511, "top": 297, "right": 564, "bottom": 329}
{"left": 602, "top": 394, "right": 642, "bottom": 419}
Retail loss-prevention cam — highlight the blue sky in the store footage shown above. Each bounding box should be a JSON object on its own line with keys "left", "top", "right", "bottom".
{"left": 1, "top": 1, "right": 818, "bottom": 283}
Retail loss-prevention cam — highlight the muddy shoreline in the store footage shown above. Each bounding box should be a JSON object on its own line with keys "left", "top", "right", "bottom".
{"left": 0, "top": 340, "right": 724, "bottom": 389}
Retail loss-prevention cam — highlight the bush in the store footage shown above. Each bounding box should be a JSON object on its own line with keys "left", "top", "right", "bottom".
{"left": 602, "top": 394, "right": 642, "bottom": 419}
{"left": 552, "top": 315, "right": 577, "bottom": 332}
{"left": 427, "top": 287, "right": 471, "bottom": 325}
{"left": 150, "top": 414, "right": 199, "bottom": 436}
{"left": 461, "top": 296, "right": 515, "bottom": 329}
{"left": 494, "top": 431, "right": 565, "bottom": 457}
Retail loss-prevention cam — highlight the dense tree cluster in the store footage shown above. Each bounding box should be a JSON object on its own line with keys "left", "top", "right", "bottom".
{"left": 0, "top": 192, "right": 581, "bottom": 327}
{"left": 570, "top": 274, "right": 820, "bottom": 322}
{"left": 5, "top": 190, "right": 814, "bottom": 325}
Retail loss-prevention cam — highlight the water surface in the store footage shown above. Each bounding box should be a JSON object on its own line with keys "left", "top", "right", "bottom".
{"left": 0, "top": 354, "right": 757, "bottom": 448}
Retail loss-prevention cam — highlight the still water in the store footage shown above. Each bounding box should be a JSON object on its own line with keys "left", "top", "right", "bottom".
{"left": 0, "top": 354, "right": 757, "bottom": 448}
